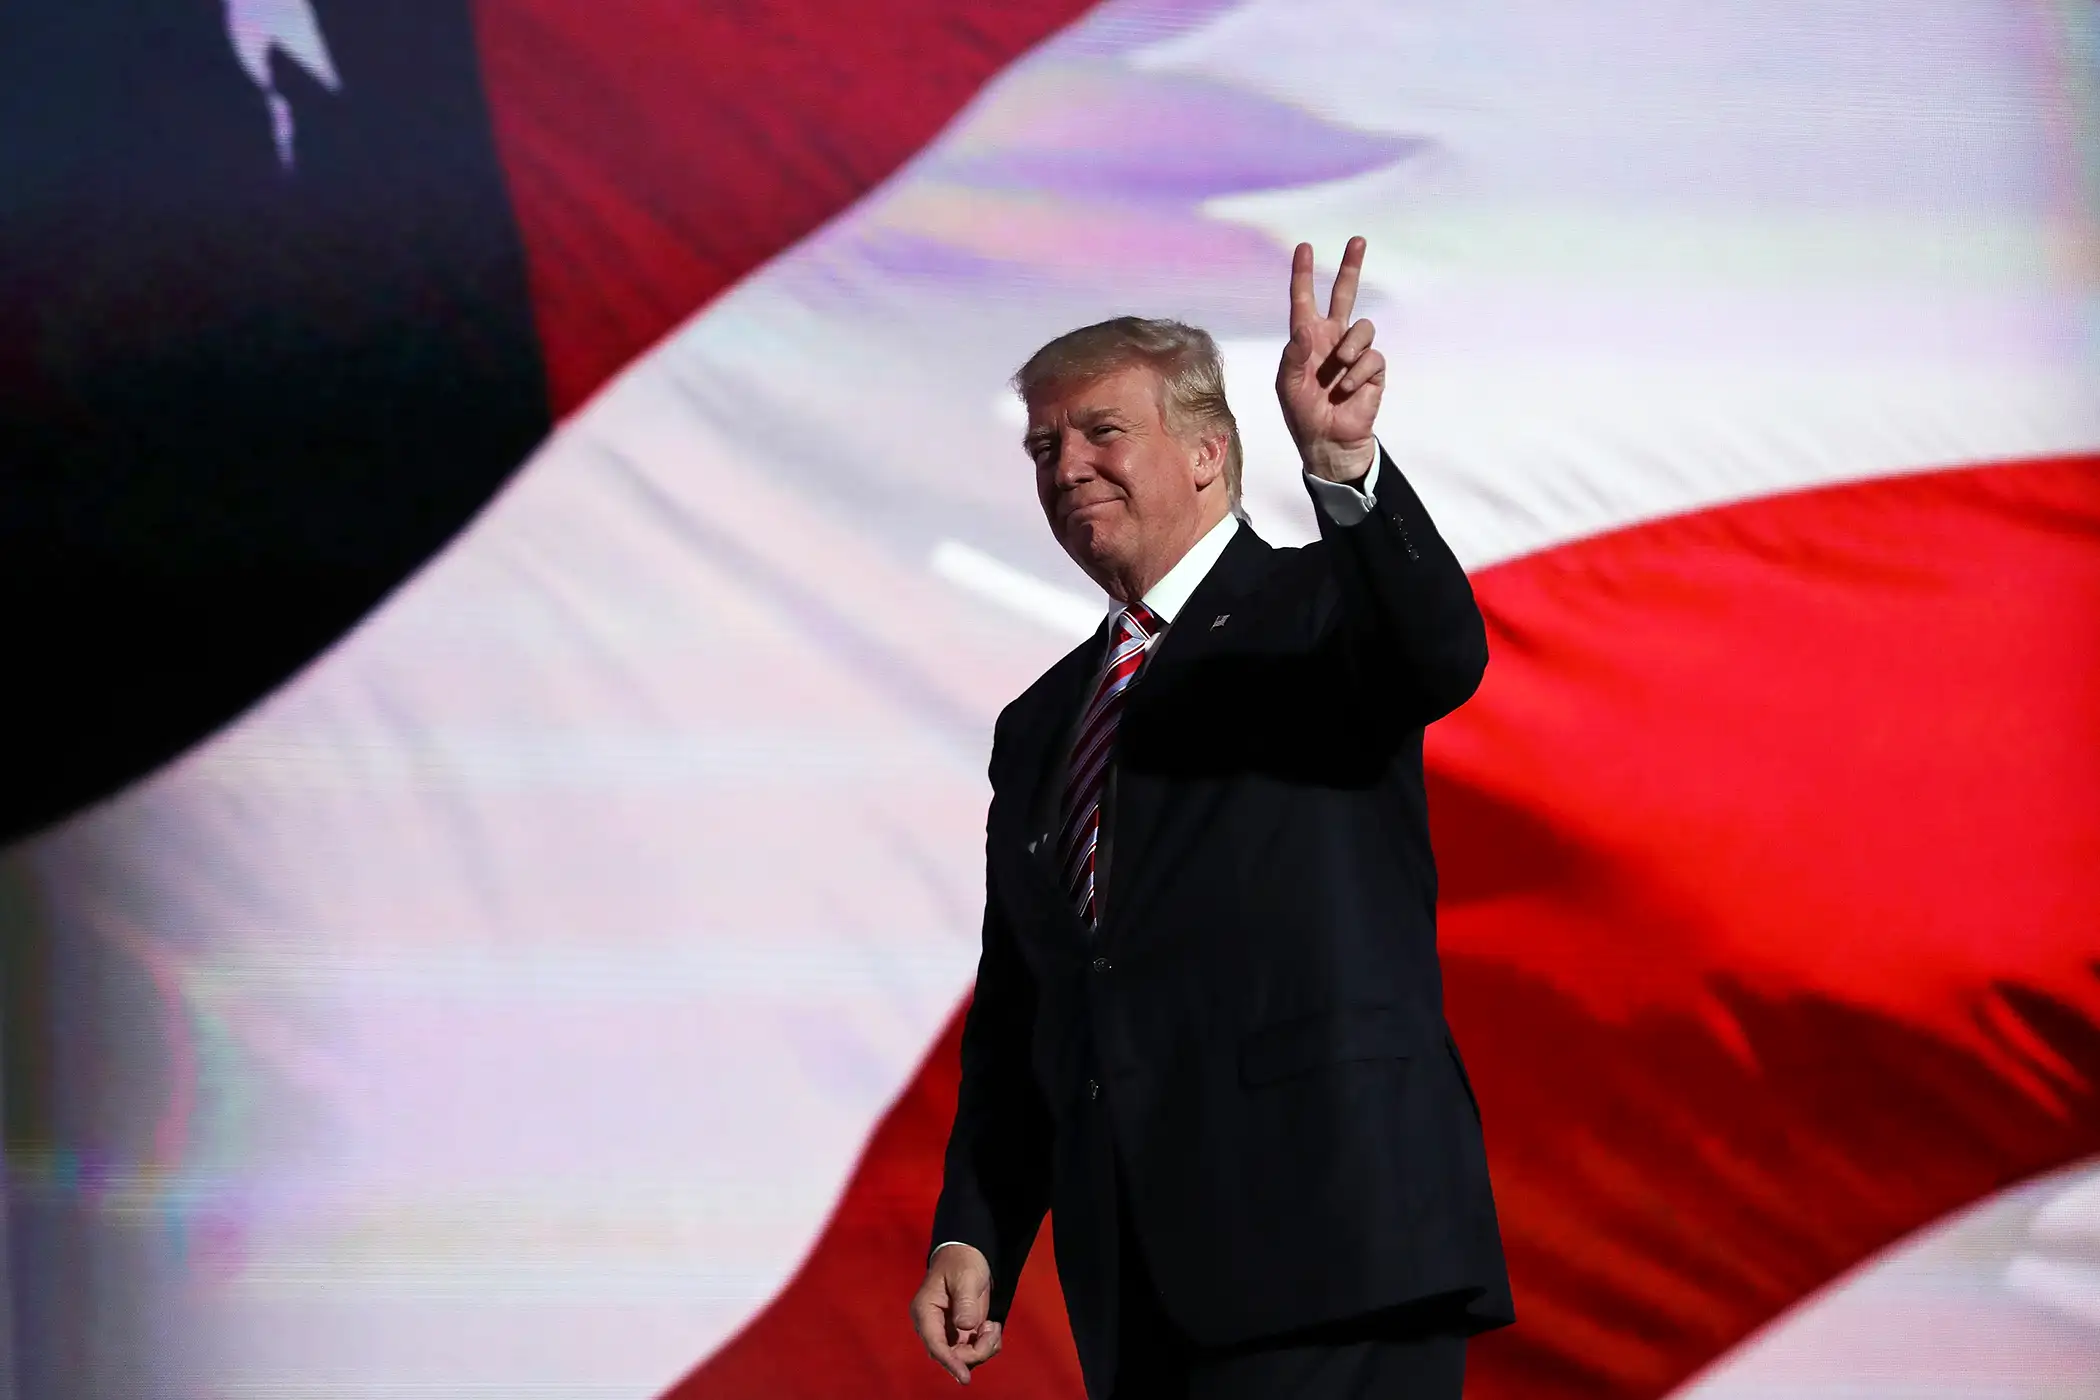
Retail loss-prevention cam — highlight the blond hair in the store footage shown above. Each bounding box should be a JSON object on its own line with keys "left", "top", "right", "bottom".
{"left": 1012, "top": 317, "right": 1243, "bottom": 514}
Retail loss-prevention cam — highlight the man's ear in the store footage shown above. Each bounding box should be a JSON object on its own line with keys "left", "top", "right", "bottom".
{"left": 1190, "top": 431, "right": 1229, "bottom": 490}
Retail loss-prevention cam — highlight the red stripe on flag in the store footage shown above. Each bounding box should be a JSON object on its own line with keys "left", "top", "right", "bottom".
{"left": 673, "top": 455, "right": 2100, "bottom": 1398}
{"left": 467, "top": 0, "right": 1101, "bottom": 416}
{"left": 1436, "top": 452, "right": 2100, "bottom": 1395}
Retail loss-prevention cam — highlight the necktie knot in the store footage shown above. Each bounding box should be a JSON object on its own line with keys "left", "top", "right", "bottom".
{"left": 1117, "top": 601, "right": 1160, "bottom": 646}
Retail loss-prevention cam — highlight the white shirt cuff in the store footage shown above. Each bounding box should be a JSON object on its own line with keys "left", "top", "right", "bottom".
{"left": 1303, "top": 444, "right": 1382, "bottom": 526}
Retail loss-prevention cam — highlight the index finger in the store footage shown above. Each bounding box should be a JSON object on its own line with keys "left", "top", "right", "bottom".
{"left": 912, "top": 1293, "right": 956, "bottom": 1349}
{"left": 1327, "top": 235, "right": 1366, "bottom": 323}
{"left": 911, "top": 1300, "right": 971, "bottom": 1383}
{"left": 1288, "top": 241, "right": 1316, "bottom": 334}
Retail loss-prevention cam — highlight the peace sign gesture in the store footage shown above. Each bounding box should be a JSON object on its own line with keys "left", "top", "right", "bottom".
{"left": 1275, "top": 236, "right": 1383, "bottom": 483}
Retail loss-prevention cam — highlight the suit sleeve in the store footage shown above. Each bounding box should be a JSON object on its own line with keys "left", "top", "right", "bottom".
{"left": 927, "top": 725, "right": 1055, "bottom": 1322}
{"left": 1310, "top": 443, "right": 1489, "bottom": 726}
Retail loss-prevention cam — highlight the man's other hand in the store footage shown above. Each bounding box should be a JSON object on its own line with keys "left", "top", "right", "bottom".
{"left": 911, "top": 1243, "right": 1002, "bottom": 1384}
{"left": 1277, "top": 235, "right": 1384, "bottom": 484}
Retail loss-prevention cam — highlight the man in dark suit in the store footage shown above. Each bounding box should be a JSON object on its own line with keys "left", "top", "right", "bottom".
{"left": 910, "top": 238, "right": 1511, "bottom": 1398}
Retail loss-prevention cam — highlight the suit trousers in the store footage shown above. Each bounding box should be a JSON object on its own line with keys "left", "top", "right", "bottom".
{"left": 1107, "top": 1178, "right": 1468, "bottom": 1400}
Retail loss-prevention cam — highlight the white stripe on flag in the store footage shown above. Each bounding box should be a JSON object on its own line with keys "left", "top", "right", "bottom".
{"left": 931, "top": 540, "right": 1100, "bottom": 640}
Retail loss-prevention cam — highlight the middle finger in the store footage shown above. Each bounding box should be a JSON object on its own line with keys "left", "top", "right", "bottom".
{"left": 1326, "top": 235, "right": 1367, "bottom": 324}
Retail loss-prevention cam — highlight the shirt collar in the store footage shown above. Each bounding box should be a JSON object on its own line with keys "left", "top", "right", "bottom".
{"left": 1134, "top": 512, "right": 1240, "bottom": 627}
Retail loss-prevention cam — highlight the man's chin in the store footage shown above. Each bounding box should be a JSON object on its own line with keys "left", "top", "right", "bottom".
{"left": 1062, "top": 521, "right": 1125, "bottom": 576}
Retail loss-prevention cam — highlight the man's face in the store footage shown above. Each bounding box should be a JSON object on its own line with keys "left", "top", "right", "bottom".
{"left": 1025, "top": 362, "right": 1210, "bottom": 594}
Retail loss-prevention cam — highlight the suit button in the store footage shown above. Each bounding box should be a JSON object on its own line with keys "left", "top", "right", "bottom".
{"left": 1086, "top": 1078, "right": 1100, "bottom": 1100}
{"left": 1091, "top": 956, "right": 1111, "bottom": 973}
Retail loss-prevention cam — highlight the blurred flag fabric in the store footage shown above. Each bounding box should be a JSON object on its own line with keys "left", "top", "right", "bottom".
{"left": 2, "top": 2, "right": 2097, "bottom": 1399}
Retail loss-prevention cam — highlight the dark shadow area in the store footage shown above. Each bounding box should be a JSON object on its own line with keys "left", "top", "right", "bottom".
{"left": 0, "top": 0, "right": 549, "bottom": 845}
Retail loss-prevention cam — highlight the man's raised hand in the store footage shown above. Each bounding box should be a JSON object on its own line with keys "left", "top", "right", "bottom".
{"left": 910, "top": 1243, "right": 1002, "bottom": 1385}
{"left": 1276, "top": 236, "right": 1384, "bottom": 483}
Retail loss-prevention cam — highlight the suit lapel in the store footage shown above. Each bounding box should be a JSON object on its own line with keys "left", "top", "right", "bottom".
{"left": 990, "top": 619, "right": 1108, "bottom": 941}
{"left": 1101, "top": 525, "right": 1275, "bottom": 939}
{"left": 1025, "top": 619, "right": 1111, "bottom": 838}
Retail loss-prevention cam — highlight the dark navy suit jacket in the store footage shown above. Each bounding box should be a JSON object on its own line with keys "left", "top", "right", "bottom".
{"left": 932, "top": 451, "right": 1513, "bottom": 1393}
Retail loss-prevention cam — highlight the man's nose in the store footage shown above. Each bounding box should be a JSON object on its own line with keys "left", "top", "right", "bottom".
{"left": 1054, "top": 432, "right": 1098, "bottom": 485}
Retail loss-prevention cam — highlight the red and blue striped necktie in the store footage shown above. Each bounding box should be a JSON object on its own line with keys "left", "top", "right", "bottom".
{"left": 1057, "top": 602, "right": 1162, "bottom": 924}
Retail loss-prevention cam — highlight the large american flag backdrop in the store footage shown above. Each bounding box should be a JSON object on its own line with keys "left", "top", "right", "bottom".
{"left": 2, "top": 2, "right": 2097, "bottom": 1396}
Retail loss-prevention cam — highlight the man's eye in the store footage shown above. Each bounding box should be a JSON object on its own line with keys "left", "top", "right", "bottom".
{"left": 1090, "top": 424, "right": 1118, "bottom": 439}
